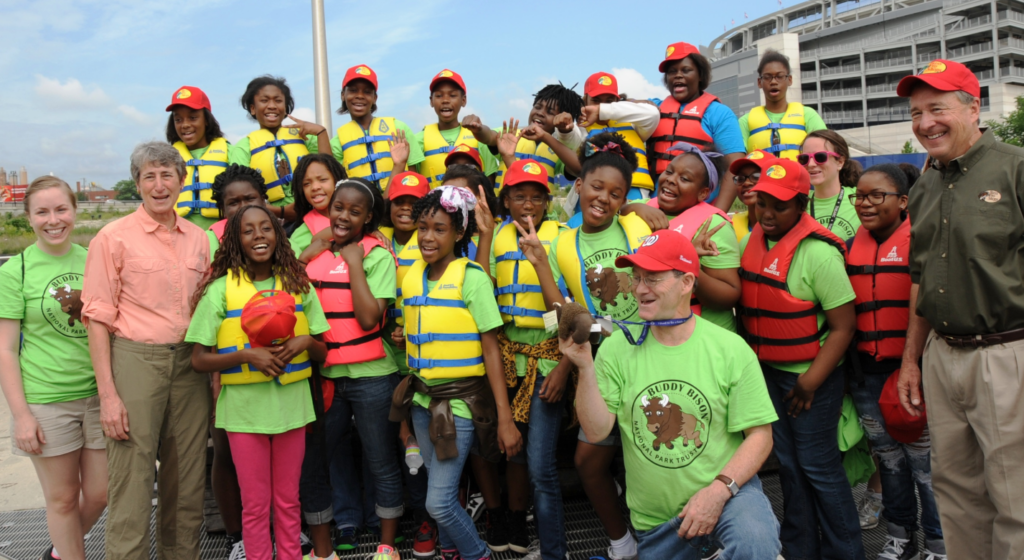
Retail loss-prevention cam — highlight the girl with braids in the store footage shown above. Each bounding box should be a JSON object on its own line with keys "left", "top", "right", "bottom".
{"left": 519, "top": 131, "right": 651, "bottom": 560}
{"left": 799, "top": 129, "right": 863, "bottom": 239}
{"left": 207, "top": 164, "right": 269, "bottom": 258}
{"left": 287, "top": 153, "right": 348, "bottom": 256}
{"left": 390, "top": 186, "right": 522, "bottom": 560}
{"left": 297, "top": 178, "right": 405, "bottom": 560}
{"left": 187, "top": 205, "right": 330, "bottom": 560}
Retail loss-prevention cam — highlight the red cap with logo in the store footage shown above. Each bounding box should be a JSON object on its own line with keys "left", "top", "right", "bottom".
{"left": 166, "top": 86, "right": 211, "bottom": 112}
{"left": 878, "top": 370, "right": 928, "bottom": 444}
{"left": 897, "top": 59, "right": 981, "bottom": 98}
{"left": 387, "top": 171, "right": 430, "bottom": 201}
{"left": 659, "top": 41, "right": 701, "bottom": 72}
{"left": 729, "top": 149, "right": 779, "bottom": 174}
{"left": 749, "top": 158, "right": 810, "bottom": 202}
{"left": 444, "top": 143, "right": 484, "bottom": 170}
{"left": 615, "top": 230, "right": 700, "bottom": 277}
{"left": 501, "top": 159, "right": 550, "bottom": 192}
{"left": 240, "top": 290, "right": 298, "bottom": 348}
{"left": 343, "top": 65, "right": 379, "bottom": 90}
{"left": 585, "top": 72, "right": 619, "bottom": 98}
{"left": 430, "top": 69, "right": 467, "bottom": 93}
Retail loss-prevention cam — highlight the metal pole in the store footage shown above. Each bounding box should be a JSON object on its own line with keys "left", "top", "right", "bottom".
{"left": 311, "top": 0, "right": 332, "bottom": 130}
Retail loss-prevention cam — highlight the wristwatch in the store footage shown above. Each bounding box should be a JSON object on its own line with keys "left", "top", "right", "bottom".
{"left": 715, "top": 474, "right": 739, "bottom": 497}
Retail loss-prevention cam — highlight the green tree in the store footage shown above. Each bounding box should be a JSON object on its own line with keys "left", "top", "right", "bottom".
{"left": 901, "top": 140, "right": 914, "bottom": 154}
{"left": 76, "top": 191, "right": 88, "bottom": 202}
{"left": 986, "top": 95, "right": 1024, "bottom": 147}
{"left": 114, "top": 179, "right": 140, "bottom": 201}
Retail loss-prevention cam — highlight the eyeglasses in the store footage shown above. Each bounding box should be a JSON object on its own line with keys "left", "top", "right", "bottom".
{"left": 759, "top": 73, "right": 790, "bottom": 83}
{"left": 509, "top": 195, "right": 548, "bottom": 206}
{"left": 849, "top": 192, "right": 901, "bottom": 205}
{"left": 629, "top": 272, "right": 675, "bottom": 289}
{"left": 797, "top": 151, "right": 841, "bottom": 166}
{"left": 733, "top": 172, "right": 761, "bottom": 185}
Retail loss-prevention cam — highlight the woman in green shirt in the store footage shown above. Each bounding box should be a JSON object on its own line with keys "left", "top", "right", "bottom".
{"left": 0, "top": 177, "right": 107, "bottom": 560}
{"left": 800, "top": 130, "right": 862, "bottom": 239}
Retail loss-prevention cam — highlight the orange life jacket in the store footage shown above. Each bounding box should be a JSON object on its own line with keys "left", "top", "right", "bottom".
{"left": 650, "top": 93, "right": 717, "bottom": 175}
{"left": 303, "top": 210, "right": 330, "bottom": 235}
{"left": 846, "top": 219, "right": 912, "bottom": 361}
{"left": 739, "top": 213, "right": 846, "bottom": 362}
{"left": 209, "top": 219, "right": 227, "bottom": 241}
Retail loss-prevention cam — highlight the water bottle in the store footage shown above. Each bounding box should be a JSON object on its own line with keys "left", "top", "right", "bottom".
{"left": 405, "top": 435, "right": 424, "bottom": 475}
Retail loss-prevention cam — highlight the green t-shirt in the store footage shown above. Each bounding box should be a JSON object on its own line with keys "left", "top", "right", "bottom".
{"left": 738, "top": 105, "right": 827, "bottom": 151}
{"left": 321, "top": 246, "right": 398, "bottom": 379}
{"left": 413, "top": 126, "right": 500, "bottom": 177}
{"left": 739, "top": 235, "right": 856, "bottom": 374}
{"left": 547, "top": 216, "right": 641, "bottom": 324}
{"left": 182, "top": 146, "right": 226, "bottom": 231}
{"left": 228, "top": 134, "right": 321, "bottom": 207}
{"left": 312, "top": 119, "right": 425, "bottom": 171}
{"left": 185, "top": 277, "right": 330, "bottom": 434}
{"left": 289, "top": 222, "right": 315, "bottom": 258}
{"left": 808, "top": 186, "right": 861, "bottom": 240}
{"left": 0, "top": 245, "right": 95, "bottom": 404}
{"left": 411, "top": 265, "right": 503, "bottom": 419}
{"left": 663, "top": 213, "right": 739, "bottom": 332}
{"left": 207, "top": 229, "right": 220, "bottom": 262}
{"left": 595, "top": 316, "right": 778, "bottom": 531}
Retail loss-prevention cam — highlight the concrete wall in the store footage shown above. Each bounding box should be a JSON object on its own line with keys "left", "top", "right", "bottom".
{"left": 756, "top": 33, "right": 804, "bottom": 105}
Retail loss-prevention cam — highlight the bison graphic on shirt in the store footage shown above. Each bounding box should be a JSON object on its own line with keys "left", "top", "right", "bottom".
{"left": 641, "top": 394, "right": 706, "bottom": 451}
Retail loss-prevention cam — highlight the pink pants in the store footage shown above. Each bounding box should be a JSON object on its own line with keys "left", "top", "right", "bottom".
{"left": 227, "top": 428, "right": 306, "bottom": 560}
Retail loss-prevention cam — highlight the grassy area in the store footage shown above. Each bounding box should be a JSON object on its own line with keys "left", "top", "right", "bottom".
{"left": 0, "top": 208, "right": 132, "bottom": 255}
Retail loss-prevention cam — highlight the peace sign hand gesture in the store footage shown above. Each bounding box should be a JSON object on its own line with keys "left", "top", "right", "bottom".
{"left": 474, "top": 185, "right": 495, "bottom": 237}
{"left": 512, "top": 216, "right": 548, "bottom": 267}
{"left": 692, "top": 218, "right": 726, "bottom": 258}
{"left": 497, "top": 119, "right": 520, "bottom": 159}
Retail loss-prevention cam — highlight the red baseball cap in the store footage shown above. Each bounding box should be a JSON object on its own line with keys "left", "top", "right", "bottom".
{"left": 241, "top": 291, "right": 298, "bottom": 348}
{"left": 659, "top": 41, "right": 701, "bottom": 72}
{"left": 585, "top": 72, "right": 619, "bottom": 98}
{"left": 501, "top": 159, "right": 550, "bottom": 193}
{"left": 444, "top": 144, "right": 484, "bottom": 170}
{"left": 878, "top": 369, "right": 928, "bottom": 444}
{"left": 430, "top": 69, "right": 467, "bottom": 93}
{"left": 897, "top": 59, "right": 981, "bottom": 98}
{"left": 749, "top": 158, "right": 810, "bottom": 202}
{"left": 615, "top": 230, "right": 700, "bottom": 278}
{"left": 387, "top": 171, "right": 430, "bottom": 200}
{"left": 166, "top": 86, "right": 211, "bottom": 112}
{"left": 729, "top": 149, "right": 778, "bottom": 174}
{"left": 343, "top": 64, "right": 378, "bottom": 90}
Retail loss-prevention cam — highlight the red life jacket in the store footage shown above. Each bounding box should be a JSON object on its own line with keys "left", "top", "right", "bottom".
{"left": 306, "top": 236, "right": 390, "bottom": 367}
{"left": 645, "top": 199, "right": 731, "bottom": 315}
{"left": 303, "top": 210, "right": 331, "bottom": 235}
{"left": 846, "top": 219, "right": 912, "bottom": 360}
{"left": 209, "top": 219, "right": 227, "bottom": 241}
{"left": 739, "top": 213, "right": 847, "bottom": 362}
{"left": 650, "top": 93, "right": 717, "bottom": 175}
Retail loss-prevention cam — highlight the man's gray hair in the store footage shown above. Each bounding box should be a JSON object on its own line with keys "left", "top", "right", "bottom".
{"left": 955, "top": 90, "right": 979, "bottom": 107}
{"left": 130, "top": 141, "right": 185, "bottom": 183}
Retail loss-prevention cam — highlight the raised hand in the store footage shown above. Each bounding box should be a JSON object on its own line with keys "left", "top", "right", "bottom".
{"left": 497, "top": 119, "right": 520, "bottom": 159}
{"left": 553, "top": 112, "right": 575, "bottom": 133}
{"left": 389, "top": 129, "right": 410, "bottom": 167}
{"left": 512, "top": 216, "right": 548, "bottom": 267}
{"left": 692, "top": 218, "right": 726, "bottom": 257}
{"left": 474, "top": 185, "right": 495, "bottom": 237}
{"left": 520, "top": 123, "right": 548, "bottom": 142}
{"left": 578, "top": 105, "right": 601, "bottom": 127}
{"left": 462, "top": 114, "right": 484, "bottom": 134}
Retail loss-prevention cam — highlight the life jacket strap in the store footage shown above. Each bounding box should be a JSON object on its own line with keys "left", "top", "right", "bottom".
{"left": 424, "top": 147, "right": 453, "bottom": 157}
{"left": 186, "top": 159, "right": 229, "bottom": 168}
{"left": 748, "top": 123, "right": 806, "bottom": 135}
{"left": 743, "top": 323, "right": 829, "bottom": 347}
{"left": 856, "top": 329, "right": 907, "bottom": 342}
{"left": 224, "top": 304, "right": 303, "bottom": 318}
{"left": 854, "top": 300, "right": 909, "bottom": 313}
{"left": 340, "top": 135, "right": 393, "bottom": 150}
{"left": 499, "top": 305, "right": 546, "bottom": 318}
{"left": 251, "top": 139, "right": 304, "bottom": 155}
{"left": 494, "top": 284, "right": 543, "bottom": 296}
{"left": 408, "top": 356, "right": 484, "bottom": 369}
{"left": 846, "top": 264, "right": 912, "bottom": 275}
{"left": 407, "top": 332, "right": 481, "bottom": 344}
{"left": 403, "top": 296, "right": 468, "bottom": 309}
{"left": 349, "top": 151, "right": 392, "bottom": 169}
{"left": 326, "top": 331, "right": 381, "bottom": 349}
{"left": 736, "top": 306, "right": 819, "bottom": 319}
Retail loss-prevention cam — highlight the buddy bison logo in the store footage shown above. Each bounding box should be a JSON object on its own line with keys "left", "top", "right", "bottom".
{"left": 42, "top": 273, "right": 87, "bottom": 338}
{"left": 631, "top": 381, "right": 712, "bottom": 468}
{"left": 585, "top": 264, "right": 631, "bottom": 312}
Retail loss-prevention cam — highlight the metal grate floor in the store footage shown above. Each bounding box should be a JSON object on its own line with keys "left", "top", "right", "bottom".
{"left": 0, "top": 473, "right": 923, "bottom": 560}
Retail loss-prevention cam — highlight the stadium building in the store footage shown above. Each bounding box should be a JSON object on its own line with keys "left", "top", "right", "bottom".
{"left": 705, "top": 0, "right": 1024, "bottom": 153}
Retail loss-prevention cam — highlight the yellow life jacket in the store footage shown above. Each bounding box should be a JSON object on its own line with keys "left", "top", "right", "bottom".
{"left": 585, "top": 122, "right": 654, "bottom": 191}
{"left": 402, "top": 258, "right": 485, "bottom": 379}
{"left": 421, "top": 124, "right": 479, "bottom": 188}
{"left": 746, "top": 103, "right": 807, "bottom": 161}
{"left": 247, "top": 127, "right": 309, "bottom": 203}
{"left": 732, "top": 210, "right": 752, "bottom": 242}
{"left": 379, "top": 227, "right": 422, "bottom": 326}
{"left": 173, "top": 138, "right": 228, "bottom": 218}
{"left": 337, "top": 117, "right": 396, "bottom": 191}
{"left": 555, "top": 214, "right": 651, "bottom": 314}
{"left": 495, "top": 137, "right": 559, "bottom": 191}
{"left": 216, "top": 271, "right": 312, "bottom": 386}
{"left": 494, "top": 219, "right": 563, "bottom": 328}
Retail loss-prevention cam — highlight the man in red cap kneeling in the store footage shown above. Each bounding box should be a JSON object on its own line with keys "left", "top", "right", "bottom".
{"left": 561, "top": 230, "right": 781, "bottom": 559}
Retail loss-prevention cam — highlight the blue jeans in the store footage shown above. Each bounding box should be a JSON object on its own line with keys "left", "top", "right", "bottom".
{"left": 636, "top": 475, "right": 781, "bottom": 560}
{"left": 300, "top": 374, "right": 404, "bottom": 523}
{"left": 762, "top": 364, "right": 864, "bottom": 560}
{"left": 849, "top": 368, "right": 942, "bottom": 540}
{"left": 412, "top": 406, "right": 489, "bottom": 560}
{"left": 508, "top": 377, "right": 566, "bottom": 560}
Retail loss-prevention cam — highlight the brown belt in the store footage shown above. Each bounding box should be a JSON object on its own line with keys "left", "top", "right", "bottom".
{"left": 938, "top": 328, "right": 1024, "bottom": 348}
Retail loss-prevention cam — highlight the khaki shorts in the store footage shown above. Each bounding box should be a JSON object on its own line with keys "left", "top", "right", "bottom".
{"left": 10, "top": 395, "right": 104, "bottom": 457}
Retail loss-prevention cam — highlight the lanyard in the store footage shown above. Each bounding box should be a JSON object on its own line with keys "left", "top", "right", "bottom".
{"left": 612, "top": 314, "right": 694, "bottom": 346}
{"left": 810, "top": 190, "right": 843, "bottom": 232}
{"left": 573, "top": 224, "right": 636, "bottom": 315}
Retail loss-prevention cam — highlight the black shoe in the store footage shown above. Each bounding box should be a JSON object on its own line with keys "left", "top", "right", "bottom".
{"left": 485, "top": 507, "right": 510, "bottom": 552}
{"left": 41, "top": 546, "right": 58, "bottom": 560}
{"left": 878, "top": 522, "right": 919, "bottom": 560}
{"left": 507, "top": 509, "right": 530, "bottom": 554}
{"left": 334, "top": 526, "right": 359, "bottom": 551}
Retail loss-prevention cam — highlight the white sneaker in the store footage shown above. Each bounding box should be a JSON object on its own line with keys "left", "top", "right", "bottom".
{"left": 606, "top": 546, "right": 638, "bottom": 560}
{"left": 228, "top": 541, "right": 246, "bottom": 560}
{"left": 521, "top": 540, "right": 542, "bottom": 560}
{"left": 858, "top": 491, "right": 884, "bottom": 530}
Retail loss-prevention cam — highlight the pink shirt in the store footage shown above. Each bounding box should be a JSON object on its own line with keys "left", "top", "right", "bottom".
{"left": 82, "top": 206, "right": 209, "bottom": 344}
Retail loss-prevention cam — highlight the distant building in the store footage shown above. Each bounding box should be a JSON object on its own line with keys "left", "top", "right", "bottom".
{"left": 0, "top": 167, "right": 6, "bottom": 186}
{"left": 8, "top": 171, "right": 17, "bottom": 186}
{"left": 85, "top": 190, "right": 117, "bottom": 202}
{"left": 19, "top": 167, "right": 27, "bottom": 185}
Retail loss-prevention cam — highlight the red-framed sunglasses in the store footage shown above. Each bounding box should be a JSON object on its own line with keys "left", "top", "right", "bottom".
{"left": 797, "top": 151, "right": 840, "bottom": 166}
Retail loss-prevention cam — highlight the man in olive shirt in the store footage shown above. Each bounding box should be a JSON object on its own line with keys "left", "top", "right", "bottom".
{"left": 896, "top": 59, "right": 1024, "bottom": 559}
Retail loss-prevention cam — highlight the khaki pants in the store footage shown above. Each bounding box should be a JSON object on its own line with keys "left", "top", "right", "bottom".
{"left": 105, "top": 337, "right": 211, "bottom": 560}
{"left": 922, "top": 330, "right": 1024, "bottom": 559}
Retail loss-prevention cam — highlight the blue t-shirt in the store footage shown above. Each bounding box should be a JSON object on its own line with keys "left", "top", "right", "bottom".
{"left": 700, "top": 101, "right": 745, "bottom": 155}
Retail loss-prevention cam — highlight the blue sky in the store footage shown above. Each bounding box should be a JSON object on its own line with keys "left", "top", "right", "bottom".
{"left": 3, "top": 0, "right": 782, "bottom": 189}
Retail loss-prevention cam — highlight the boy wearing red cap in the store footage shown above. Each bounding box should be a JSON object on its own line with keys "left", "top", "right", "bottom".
{"left": 166, "top": 85, "right": 231, "bottom": 230}
{"left": 414, "top": 70, "right": 499, "bottom": 188}
{"left": 559, "top": 230, "right": 780, "bottom": 560}
{"left": 739, "top": 158, "right": 864, "bottom": 559}
{"left": 739, "top": 50, "right": 826, "bottom": 160}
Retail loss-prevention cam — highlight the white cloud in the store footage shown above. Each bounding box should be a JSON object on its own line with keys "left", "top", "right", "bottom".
{"left": 289, "top": 107, "right": 317, "bottom": 123}
{"left": 117, "top": 105, "right": 152, "bottom": 126}
{"left": 34, "top": 76, "right": 112, "bottom": 109}
{"left": 611, "top": 68, "right": 666, "bottom": 101}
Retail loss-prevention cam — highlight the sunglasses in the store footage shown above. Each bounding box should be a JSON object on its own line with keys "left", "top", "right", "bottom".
{"left": 797, "top": 151, "right": 840, "bottom": 166}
